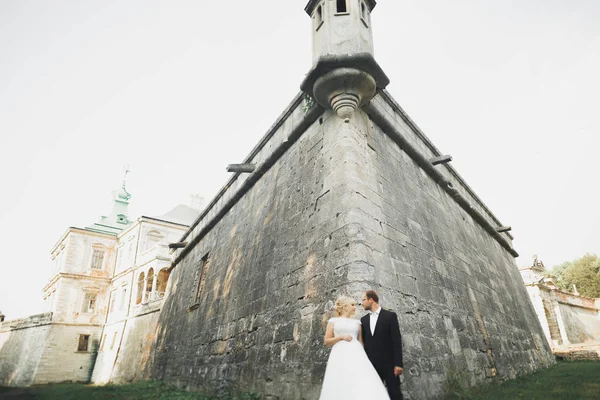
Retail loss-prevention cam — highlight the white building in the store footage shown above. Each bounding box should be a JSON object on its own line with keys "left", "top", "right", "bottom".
{"left": 0, "top": 179, "right": 200, "bottom": 386}
{"left": 520, "top": 256, "right": 600, "bottom": 359}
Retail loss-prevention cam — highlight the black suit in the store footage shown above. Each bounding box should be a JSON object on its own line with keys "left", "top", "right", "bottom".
{"left": 361, "top": 308, "right": 404, "bottom": 400}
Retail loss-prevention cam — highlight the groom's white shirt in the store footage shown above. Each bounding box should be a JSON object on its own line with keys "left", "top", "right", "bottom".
{"left": 369, "top": 306, "right": 381, "bottom": 335}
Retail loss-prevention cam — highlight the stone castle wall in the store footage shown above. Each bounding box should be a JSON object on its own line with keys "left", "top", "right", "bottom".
{"left": 0, "top": 312, "right": 102, "bottom": 387}
{"left": 559, "top": 303, "right": 600, "bottom": 345}
{"left": 0, "top": 313, "right": 52, "bottom": 387}
{"left": 110, "top": 92, "right": 555, "bottom": 399}
{"left": 92, "top": 309, "right": 161, "bottom": 384}
{"left": 526, "top": 283, "right": 600, "bottom": 349}
{"left": 33, "top": 324, "right": 102, "bottom": 385}
{"left": 359, "top": 94, "right": 554, "bottom": 396}
{"left": 147, "top": 96, "right": 335, "bottom": 398}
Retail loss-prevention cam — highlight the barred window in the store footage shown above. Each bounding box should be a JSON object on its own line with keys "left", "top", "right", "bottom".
{"left": 91, "top": 250, "right": 105, "bottom": 270}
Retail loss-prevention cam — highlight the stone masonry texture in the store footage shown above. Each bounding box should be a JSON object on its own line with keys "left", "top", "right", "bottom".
{"left": 0, "top": 314, "right": 52, "bottom": 387}
{"left": 108, "top": 93, "right": 554, "bottom": 399}
{"left": 0, "top": 313, "right": 100, "bottom": 387}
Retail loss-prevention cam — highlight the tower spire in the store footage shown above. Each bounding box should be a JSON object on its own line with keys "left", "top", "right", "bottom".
{"left": 122, "top": 164, "right": 130, "bottom": 190}
{"left": 84, "top": 166, "right": 133, "bottom": 235}
{"left": 116, "top": 164, "right": 131, "bottom": 203}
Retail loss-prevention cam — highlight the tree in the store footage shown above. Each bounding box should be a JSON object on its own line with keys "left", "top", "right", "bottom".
{"left": 549, "top": 254, "right": 600, "bottom": 298}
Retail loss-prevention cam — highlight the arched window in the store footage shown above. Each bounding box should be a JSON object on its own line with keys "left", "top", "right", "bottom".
{"left": 136, "top": 272, "right": 145, "bottom": 305}
{"left": 156, "top": 269, "right": 170, "bottom": 299}
{"left": 146, "top": 268, "right": 154, "bottom": 300}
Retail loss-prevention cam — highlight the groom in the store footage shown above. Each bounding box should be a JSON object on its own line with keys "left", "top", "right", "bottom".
{"left": 361, "top": 290, "right": 404, "bottom": 400}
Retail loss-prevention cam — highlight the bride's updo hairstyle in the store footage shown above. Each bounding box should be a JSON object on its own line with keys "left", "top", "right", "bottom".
{"left": 335, "top": 296, "right": 356, "bottom": 317}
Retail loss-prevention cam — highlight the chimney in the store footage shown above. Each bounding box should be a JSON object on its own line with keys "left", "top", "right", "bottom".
{"left": 189, "top": 194, "right": 205, "bottom": 211}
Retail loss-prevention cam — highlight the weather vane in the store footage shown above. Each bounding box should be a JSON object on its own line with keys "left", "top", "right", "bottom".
{"left": 122, "top": 164, "right": 130, "bottom": 187}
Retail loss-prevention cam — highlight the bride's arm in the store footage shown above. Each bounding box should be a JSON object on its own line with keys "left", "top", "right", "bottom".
{"left": 358, "top": 325, "right": 364, "bottom": 346}
{"left": 324, "top": 322, "right": 350, "bottom": 347}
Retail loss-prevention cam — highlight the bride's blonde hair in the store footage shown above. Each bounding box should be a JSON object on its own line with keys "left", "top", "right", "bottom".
{"left": 335, "top": 296, "right": 356, "bottom": 317}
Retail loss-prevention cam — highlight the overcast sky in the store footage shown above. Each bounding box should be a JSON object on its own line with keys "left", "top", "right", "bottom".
{"left": 1, "top": 0, "right": 598, "bottom": 319}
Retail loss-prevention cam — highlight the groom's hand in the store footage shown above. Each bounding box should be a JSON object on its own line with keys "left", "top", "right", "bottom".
{"left": 394, "top": 366, "right": 403, "bottom": 376}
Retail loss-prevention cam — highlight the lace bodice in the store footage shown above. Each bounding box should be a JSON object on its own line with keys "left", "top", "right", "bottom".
{"left": 329, "top": 317, "right": 361, "bottom": 340}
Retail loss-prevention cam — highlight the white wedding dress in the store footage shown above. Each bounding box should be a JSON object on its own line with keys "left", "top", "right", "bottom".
{"left": 319, "top": 317, "right": 390, "bottom": 400}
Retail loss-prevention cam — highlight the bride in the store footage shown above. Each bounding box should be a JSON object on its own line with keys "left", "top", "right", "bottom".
{"left": 319, "top": 296, "right": 390, "bottom": 400}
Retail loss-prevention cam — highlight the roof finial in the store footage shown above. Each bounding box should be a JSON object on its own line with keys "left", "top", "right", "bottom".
{"left": 115, "top": 164, "right": 132, "bottom": 202}
{"left": 122, "top": 164, "right": 130, "bottom": 189}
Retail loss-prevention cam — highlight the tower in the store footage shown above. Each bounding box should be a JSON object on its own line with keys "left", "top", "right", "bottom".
{"left": 301, "top": 0, "right": 388, "bottom": 122}
{"left": 86, "top": 167, "right": 133, "bottom": 235}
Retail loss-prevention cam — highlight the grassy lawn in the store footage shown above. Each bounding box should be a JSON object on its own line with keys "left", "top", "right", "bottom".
{"left": 448, "top": 360, "right": 600, "bottom": 399}
{"left": 0, "top": 361, "right": 598, "bottom": 399}
{"left": 0, "top": 381, "right": 259, "bottom": 400}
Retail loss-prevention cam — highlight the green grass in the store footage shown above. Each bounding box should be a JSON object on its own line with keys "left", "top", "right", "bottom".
{"left": 446, "top": 360, "right": 600, "bottom": 400}
{"left": 1, "top": 361, "right": 598, "bottom": 399}
{"left": 0, "top": 380, "right": 260, "bottom": 400}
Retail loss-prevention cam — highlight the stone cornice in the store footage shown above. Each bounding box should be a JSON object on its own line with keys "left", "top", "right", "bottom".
{"left": 43, "top": 272, "right": 112, "bottom": 292}
{"left": 50, "top": 227, "right": 116, "bottom": 254}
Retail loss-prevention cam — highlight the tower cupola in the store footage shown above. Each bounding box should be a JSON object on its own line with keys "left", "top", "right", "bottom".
{"left": 301, "top": 0, "right": 389, "bottom": 122}
{"left": 85, "top": 167, "right": 133, "bottom": 235}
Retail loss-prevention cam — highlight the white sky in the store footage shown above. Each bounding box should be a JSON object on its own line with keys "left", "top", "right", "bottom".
{"left": 1, "top": 1, "right": 598, "bottom": 319}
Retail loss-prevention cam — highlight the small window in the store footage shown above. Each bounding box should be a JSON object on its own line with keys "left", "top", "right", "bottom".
{"left": 316, "top": 5, "right": 323, "bottom": 28}
{"left": 82, "top": 293, "right": 97, "bottom": 313}
{"left": 360, "top": 2, "right": 370, "bottom": 27}
{"left": 78, "top": 334, "right": 90, "bottom": 352}
{"left": 100, "top": 334, "right": 107, "bottom": 351}
{"left": 194, "top": 253, "right": 210, "bottom": 304}
{"left": 120, "top": 287, "right": 127, "bottom": 310}
{"left": 117, "top": 245, "right": 124, "bottom": 268}
{"left": 336, "top": 0, "right": 347, "bottom": 13}
{"left": 109, "top": 290, "right": 117, "bottom": 313}
{"left": 91, "top": 250, "right": 105, "bottom": 270}
{"left": 110, "top": 332, "right": 118, "bottom": 350}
